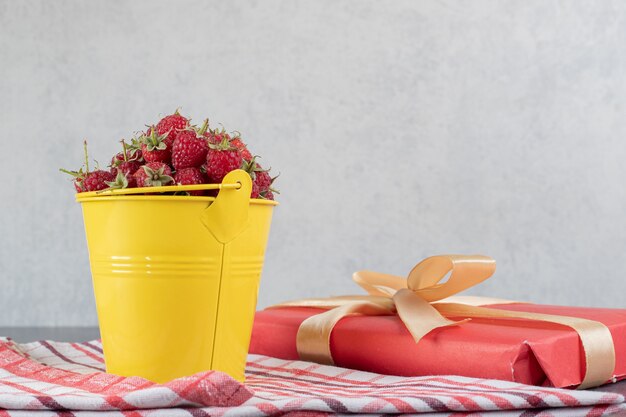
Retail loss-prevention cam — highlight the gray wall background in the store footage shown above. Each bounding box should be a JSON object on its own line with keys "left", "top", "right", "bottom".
{"left": 1, "top": 0, "right": 626, "bottom": 326}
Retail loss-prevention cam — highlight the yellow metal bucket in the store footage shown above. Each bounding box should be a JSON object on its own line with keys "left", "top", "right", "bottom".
{"left": 75, "top": 170, "right": 276, "bottom": 382}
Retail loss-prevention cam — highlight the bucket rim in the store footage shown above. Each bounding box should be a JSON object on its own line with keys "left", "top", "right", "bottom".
{"left": 74, "top": 172, "right": 278, "bottom": 206}
{"left": 75, "top": 194, "right": 279, "bottom": 205}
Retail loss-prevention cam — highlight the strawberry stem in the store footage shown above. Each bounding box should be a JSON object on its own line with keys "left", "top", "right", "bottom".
{"left": 83, "top": 140, "right": 90, "bottom": 173}
{"left": 59, "top": 168, "right": 79, "bottom": 177}
{"left": 121, "top": 139, "right": 128, "bottom": 162}
{"left": 198, "top": 119, "right": 209, "bottom": 136}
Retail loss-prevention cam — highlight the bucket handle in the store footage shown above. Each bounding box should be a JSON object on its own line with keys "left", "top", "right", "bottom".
{"left": 76, "top": 182, "right": 241, "bottom": 198}
{"left": 200, "top": 169, "right": 252, "bottom": 244}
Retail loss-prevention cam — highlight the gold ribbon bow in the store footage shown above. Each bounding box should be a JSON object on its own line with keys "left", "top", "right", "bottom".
{"left": 275, "top": 255, "right": 616, "bottom": 389}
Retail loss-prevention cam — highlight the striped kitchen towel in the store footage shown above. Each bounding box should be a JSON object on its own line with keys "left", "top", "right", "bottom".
{"left": 0, "top": 337, "right": 624, "bottom": 416}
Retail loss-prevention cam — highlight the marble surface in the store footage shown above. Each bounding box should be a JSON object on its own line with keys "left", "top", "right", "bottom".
{"left": 2, "top": 1, "right": 626, "bottom": 325}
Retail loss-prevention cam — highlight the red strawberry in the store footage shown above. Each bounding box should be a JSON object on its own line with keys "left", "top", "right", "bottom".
{"left": 262, "top": 189, "right": 275, "bottom": 201}
{"left": 133, "top": 162, "right": 174, "bottom": 187}
{"left": 61, "top": 141, "right": 115, "bottom": 192}
{"left": 172, "top": 120, "right": 209, "bottom": 169}
{"left": 114, "top": 160, "right": 141, "bottom": 178}
{"left": 174, "top": 167, "right": 206, "bottom": 196}
{"left": 111, "top": 154, "right": 141, "bottom": 174}
{"left": 207, "top": 127, "right": 231, "bottom": 145}
{"left": 110, "top": 144, "right": 142, "bottom": 171}
{"left": 208, "top": 128, "right": 252, "bottom": 164}
{"left": 82, "top": 170, "right": 115, "bottom": 191}
{"left": 243, "top": 158, "right": 277, "bottom": 199}
{"left": 61, "top": 168, "right": 114, "bottom": 192}
{"left": 251, "top": 180, "right": 260, "bottom": 199}
{"left": 109, "top": 140, "right": 142, "bottom": 187}
{"left": 230, "top": 136, "right": 252, "bottom": 161}
{"left": 141, "top": 128, "right": 174, "bottom": 164}
{"left": 156, "top": 110, "right": 188, "bottom": 142}
{"left": 110, "top": 152, "right": 125, "bottom": 169}
{"left": 205, "top": 136, "right": 244, "bottom": 183}
{"left": 254, "top": 168, "right": 272, "bottom": 192}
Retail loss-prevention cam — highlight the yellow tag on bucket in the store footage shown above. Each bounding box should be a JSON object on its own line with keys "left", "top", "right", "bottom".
{"left": 201, "top": 169, "right": 252, "bottom": 244}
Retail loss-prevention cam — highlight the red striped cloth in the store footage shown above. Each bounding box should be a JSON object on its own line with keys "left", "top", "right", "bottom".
{"left": 0, "top": 337, "right": 623, "bottom": 416}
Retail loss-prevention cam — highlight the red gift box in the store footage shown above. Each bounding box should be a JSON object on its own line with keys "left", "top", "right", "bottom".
{"left": 250, "top": 303, "right": 626, "bottom": 388}
{"left": 250, "top": 255, "right": 626, "bottom": 389}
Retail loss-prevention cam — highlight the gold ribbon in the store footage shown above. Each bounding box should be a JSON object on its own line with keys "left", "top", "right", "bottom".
{"left": 274, "top": 255, "right": 616, "bottom": 389}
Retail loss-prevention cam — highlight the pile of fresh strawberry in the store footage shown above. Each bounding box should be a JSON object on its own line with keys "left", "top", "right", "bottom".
{"left": 61, "top": 111, "right": 277, "bottom": 199}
